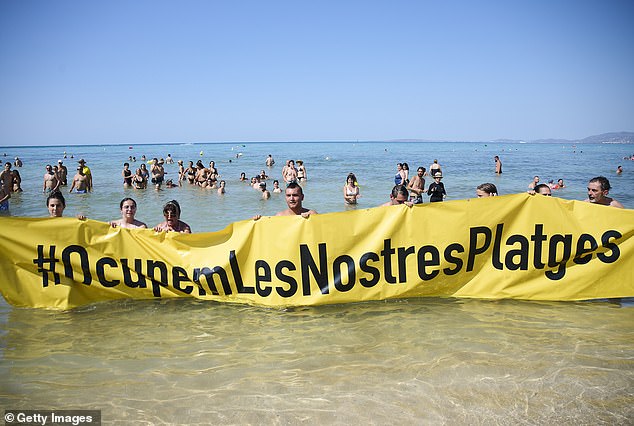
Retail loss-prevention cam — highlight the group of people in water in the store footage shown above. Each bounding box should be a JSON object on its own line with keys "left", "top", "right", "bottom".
{"left": 2, "top": 150, "right": 628, "bottom": 229}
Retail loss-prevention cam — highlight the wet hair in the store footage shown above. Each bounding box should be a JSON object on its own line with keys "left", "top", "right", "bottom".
{"left": 390, "top": 184, "right": 409, "bottom": 199}
{"left": 286, "top": 182, "right": 303, "bottom": 194}
{"left": 417, "top": 167, "right": 426, "bottom": 173}
{"left": 273, "top": 179, "right": 279, "bottom": 185}
{"left": 163, "top": 200, "right": 181, "bottom": 216}
{"left": 46, "top": 191, "right": 66, "bottom": 207}
{"left": 589, "top": 176, "right": 611, "bottom": 191}
{"left": 124, "top": 162, "right": 129, "bottom": 167}
{"left": 477, "top": 183, "right": 498, "bottom": 196}
{"left": 402, "top": 162, "right": 409, "bottom": 170}
{"left": 120, "top": 197, "right": 137, "bottom": 209}
{"left": 534, "top": 184, "right": 551, "bottom": 194}
{"left": 346, "top": 173, "right": 357, "bottom": 184}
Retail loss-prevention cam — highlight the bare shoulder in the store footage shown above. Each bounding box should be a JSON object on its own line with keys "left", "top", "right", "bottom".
{"left": 611, "top": 199, "right": 625, "bottom": 208}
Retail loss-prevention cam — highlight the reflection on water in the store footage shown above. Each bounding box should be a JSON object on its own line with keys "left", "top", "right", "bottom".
{"left": 1, "top": 298, "right": 632, "bottom": 424}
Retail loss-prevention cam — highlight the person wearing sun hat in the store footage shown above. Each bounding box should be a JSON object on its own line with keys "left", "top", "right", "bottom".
{"left": 77, "top": 158, "right": 92, "bottom": 191}
{"left": 427, "top": 171, "right": 446, "bottom": 203}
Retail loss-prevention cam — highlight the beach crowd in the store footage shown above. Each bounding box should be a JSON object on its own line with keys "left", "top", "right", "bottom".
{"left": 0, "top": 151, "right": 628, "bottom": 230}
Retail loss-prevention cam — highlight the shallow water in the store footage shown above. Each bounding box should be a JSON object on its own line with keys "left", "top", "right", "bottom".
{"left": 1, "top": 141, "right": 633, "bottom": 423}
{"left": 0, "top": 297, "right": 632, "bottom": 424}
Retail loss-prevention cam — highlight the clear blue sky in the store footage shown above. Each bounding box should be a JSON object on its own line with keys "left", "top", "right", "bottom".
{"left": 1, "top": 0, "right": 633, "bottom": 145}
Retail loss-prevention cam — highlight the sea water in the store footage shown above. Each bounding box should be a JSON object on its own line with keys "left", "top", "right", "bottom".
{"left": 0, "top": 141, "right": 633, "bottom": 424}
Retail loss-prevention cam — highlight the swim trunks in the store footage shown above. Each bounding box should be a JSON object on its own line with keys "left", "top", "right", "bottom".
{"left": 75, "top": 189, "right": 87, "bottom": 194}
{"left": 0, "top": 200, "right": 8, "bottom": 211}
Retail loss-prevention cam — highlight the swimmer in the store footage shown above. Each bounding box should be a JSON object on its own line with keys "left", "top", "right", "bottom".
{"left": 165, "top": 179, "right": 179, "bottom": 188}
{"left": 110, "top": 198, "right": 147, "bottom": 228}
{"left": 584, "top": 176, "right": 624, "bottom": 208}
{"left": 43, "top": 164, "right": 60, "bottom": 193}
{"left": 282, "top": 160, "right": 298, "bottom": 184}
{"left": 616, "top": 165, "right": 623, "bottom": 175}
{"left": 46, "top": 191, "right": 86, "bottom": 219}
{"left": 77, "top": 159, "right": 92, "bottom": 192}
{"left": 272, "top": 180, "right": 282, "bottom": 193}
{"left": 296, "top": 160, "right": 307, "bottom": 181}
{"left": 527, "top": 176, "right": 540, "bottom": 193}
{"left": 427, "top": 172, "right": 446, "bottom": 202}
{"left": 258, "top": 182, "right": 270, "bottom": 199}
{"left": 122, "top": 162, "right": 133, "bottom": 188}
{"left": 132, "top": 168, "right": 146, "bottom": 189}
{"left": 69, "top": 166, "right": 89, "bottom": 193}
{"left": 275, "top": 182, "right": 316, "bottom": 217}
{"left": 47, "top": 191, "right": 66, "bottom": 217}
{"left": 150, "top": 158, "right": 165, "bottom": 190}
{"left": 394, "top": 163, "right": 405, "bottom": 185}
{"left": 0, "top": 183, "right": 9, "bottom": 212}
{"left": 0, "top": 162, "right": 13, "bottom": 191}
{"left": 552, "top": 178, "right": 565, "bottom": 189}
{"left": 343, "top": 173, "right": 360, "bottom": 204}
{"left": 407, "top": 167, "right": 426, "bottom": 203}
{"left": 265, "top": 154, "right": 275, "bottom": 167}
{"left": 475, "top": 183, "right": 498, "bottom": 197}
{"left": 57, "top": 160, "right": 68, "bottom": 185}
{"left": 177, "top": 160, "right": 185, "bottom": 182}
{"left": 382, "top": 185, "right": 413, "bottom": 207}
{"left": 494, "top": 155, "right": 502, "bottom": 174}
{"left": 533, "top": 184, "right": 552, "bottom": 196}
{"left": 218, "top": 180, "right": 226, "bottom": 194}
{"left": 154, "top": 200, "right": 192, "bottom": 233}
{"left": 401, "top": 162, "right": 410, "bottom": 186}
{"left": 429, "top": 159, "right": 442, "bottom": 176}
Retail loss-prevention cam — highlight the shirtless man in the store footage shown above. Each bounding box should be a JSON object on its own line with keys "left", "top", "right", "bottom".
{"left": 584, "top": 176, "right": 624, "bottom": 208}
{"left": 69, "top": 166, "right": 89, "bottom": 193}
{"left": 382, "top": 185, "right": 413, "bottom": 207}
{"left": 0, "top": 162, "right": 13, "bottom": 192}
{"left": 43, "top": 164, "right": 60, "bottom": 193}
{"left": 276, "top": 183, "right": 316, "bottom": 216}
{"left": 57, "top": 160, "right": 68, "bottom": 185}
{"left": 258, "top": 182, "right": 271, "bottom": 199}
{"left": 77, "top": 159, "right": 92, "bottom": 191}
{"left": 494, "top": 156, "right": 502, "bottom": 174}
{"left": 407, "top": 167, "right": 426, "bottom": 204}
{"left": 533, "top": 184, "right": 552, "bottom": 196}
{"left": 151, "top": 158, "right": 165, "bottom": 189}
{"left": 110, "top": 198, "right": 147, "bottom": 228}
{"left": 527, "top": 176, "right": 540, "bottom": 192}
{"left": 266, "top": 154, "right": 275, "bottom": 167}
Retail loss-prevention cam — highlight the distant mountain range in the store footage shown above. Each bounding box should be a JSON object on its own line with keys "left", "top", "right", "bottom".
{"left": 492, "top": 131, "right": 634, "bottom": 144}
{"left": 391, "top": 132, "right": 634, "bottom": 144}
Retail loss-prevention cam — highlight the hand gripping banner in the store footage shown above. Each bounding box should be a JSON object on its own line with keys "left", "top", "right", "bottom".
{"left": 0, "top": 194, "right": 632, "bottom": 310}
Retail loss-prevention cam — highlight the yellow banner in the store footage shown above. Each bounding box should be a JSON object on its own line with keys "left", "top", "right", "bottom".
{"left": 0, "top": 193, "right": 632, "bottom": 310}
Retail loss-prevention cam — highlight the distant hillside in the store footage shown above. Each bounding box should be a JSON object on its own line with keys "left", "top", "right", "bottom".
{"left": 532, "top": 132, "right": 634, "bottom": 144}
{"left": 390, "top": 132, "right": 633, "bottom": 144}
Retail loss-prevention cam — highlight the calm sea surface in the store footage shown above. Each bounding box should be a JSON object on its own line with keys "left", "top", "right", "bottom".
{"left": 1, "top": 141, "right": 633, "bottom": 424}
